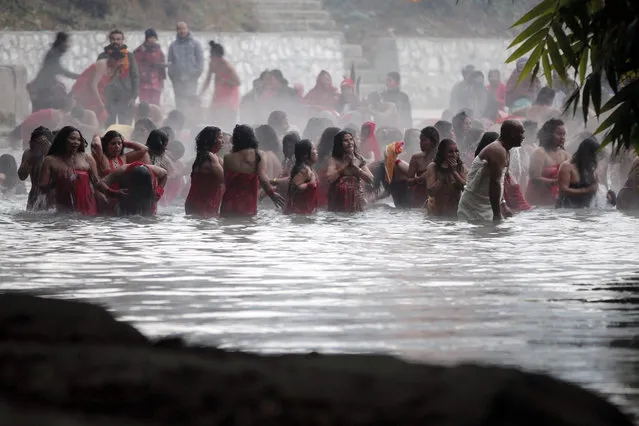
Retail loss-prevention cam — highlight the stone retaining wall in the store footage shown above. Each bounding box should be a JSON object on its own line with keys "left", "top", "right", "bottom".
{"left": 0, "top": 31, "right": 344, "bottom": 120}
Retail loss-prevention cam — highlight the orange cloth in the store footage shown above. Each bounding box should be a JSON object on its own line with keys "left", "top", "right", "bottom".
{"left": 384, "top": 141, "right": 404, "bottom": 184}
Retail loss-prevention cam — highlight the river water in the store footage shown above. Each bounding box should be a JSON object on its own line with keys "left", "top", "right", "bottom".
{"left": 0, "top": 184, "right": 638, "bottom": 418}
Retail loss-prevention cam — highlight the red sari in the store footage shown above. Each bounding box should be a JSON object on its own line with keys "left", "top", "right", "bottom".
{"left": 328, "top": 176, "right": 364, "bottom": 213}
{"left": 108, "top": 161, "right": 163, "bottom": 215}
{"left": 360, "top": 122, "right": 382, "bottom": 161}
{"left": 71, "top": 64, "right": 109, "bottom": 123}
{"left": 100, "top": 156, "right": 125, "bottom": 178}
{"left": 220, "top": 171, "right": 259, "bottom": 217}
{"left": 504, "top": 173, "right": 532, "bottom": 212}
{"left": 285, "top": 181, "right": 318, "bottom": 215}
{"left": 212, "top": 71, "right": 240, "bottom": 125}
{"left": 55, "top": 170, "right": 98, "bottom": 216}
{"left": 185, "top": 172, "right": 224, "bottom": 217}
{"left": 525, "top": 164, "right": 560, "bottom": 206}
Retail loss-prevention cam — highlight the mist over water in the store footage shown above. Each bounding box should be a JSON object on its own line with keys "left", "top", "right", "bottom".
{"left": 1, "top": 186, "right": 638, "bottom": 417}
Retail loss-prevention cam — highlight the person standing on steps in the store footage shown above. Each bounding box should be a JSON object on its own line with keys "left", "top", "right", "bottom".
{"left": 134, "top": 28, "right": 166, "bottom": 107}
{"left": 103, "top": 44, "right": 140, "bottom": 127}
{"left": 381, "top": 71, "right": 412, "bottom": 130}
{"left": 168, "top": 22, "right": 204, "bottom": 113}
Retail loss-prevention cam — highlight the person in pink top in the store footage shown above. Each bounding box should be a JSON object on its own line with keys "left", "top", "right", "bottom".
{"left": 487, "top": 69, "right": 506, "bottom": 111}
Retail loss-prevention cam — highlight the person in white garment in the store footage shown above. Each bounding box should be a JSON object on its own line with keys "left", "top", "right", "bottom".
{"left": 457, "top": 119, "right": 525, "bottom": 221}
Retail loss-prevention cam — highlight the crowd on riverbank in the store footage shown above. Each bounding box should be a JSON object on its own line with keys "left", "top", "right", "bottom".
{"left": 0, "top": 24, "right": 638, "bottom": 219}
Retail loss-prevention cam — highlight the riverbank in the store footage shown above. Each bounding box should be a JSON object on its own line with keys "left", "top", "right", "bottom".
{"left": 0, "top": 292, "right": 633, "bottom": 425}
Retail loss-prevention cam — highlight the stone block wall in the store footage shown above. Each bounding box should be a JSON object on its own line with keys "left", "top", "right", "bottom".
{"left": 390, "top": 37, "right": 514, "bottom": 112}
{"left": 0, "top": 31, "right": 344, "bottom": 120}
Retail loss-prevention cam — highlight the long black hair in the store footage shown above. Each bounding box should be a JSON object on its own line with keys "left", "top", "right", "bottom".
{"left": 473, "top": 131, "right": 499, "bottom": 158}
{"left": 231, "top": 124, "right": 261, "bottom": 165}
{"left": 282, "top": 131, "right": 300, "bottom": 161}
{"left": 119, "top": 165, "right": 155, "bottom": 216}
{"left": 254, "top": 124, "right": 281, "bottom": 155}
{"left": 288, "top": 139, "right": 314, "bottom": 189}
{"left": 192, "top": 126, "right": 221, "bottom": 171}
{"left": 538, "top": 118, "right": 564, "bottom": 151}
{"left": 316, "top": 127, "right": 340, "bottom": 164}
{"left": 101, "top": 130, "right": 124, "bottom": 156}
{"left": 331, "top": 130, "right": 353, "bottom": 160}
{"left": 434, "top": 139, "right": 464, "bottom": 173}
{"left": 146, "top": 129, "right": 168, "bottom": 156}
{"left": 571, "top": 138, "right": 600, "bottom": 185}
{"left": 48, "top": 126, "right": 87, "bottom": 156}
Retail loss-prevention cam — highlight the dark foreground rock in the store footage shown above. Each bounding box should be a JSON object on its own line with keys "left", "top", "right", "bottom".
{"left": 0, "top": 292, "right": 634, "bottom": 426}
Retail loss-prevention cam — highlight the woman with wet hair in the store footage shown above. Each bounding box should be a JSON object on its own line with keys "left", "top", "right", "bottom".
{"left": 254, "top": 124, "right": 283, "bottom": 180}
{"left": 326, "top": 130, "right": 373, "bottom": 212}
{"left": 270, "top": 131, "right": 301, "bottom": 197}
{"left": 18, "top": 126, "right": 54, "bottom": 210}
{"left": 556, "top": 138, "right": 601, "bottom": 208}
{"left": 39, "top": 126, "right": 125, "bottom": 215}
{"left": 199, "top": 41, "right": 241, "bottom": 128}
{"left": 91, "top": 130, "right": 149, "bottom": 177}
{"left": 526, "top": 118, "right": 571, "bottom": 206}
{"left": 220, "top": 124, "right": 284, "bottom": 217}
{"left": 285, "top": 139, "right": 319, "bottom": 215}
{"left": 408, "top": 126, "right": 439, "bottom": 208}
{"left": 314, "top": 126, "right": 341, "bottom": 209}
{"left": 101, "top": 162, "right": 167, "bottom": 216}
{"left": 425, "top": 139, "right": 467, "bottom": 217}
{"left": 185, "top": 126, "right": 225, "bottom": 217}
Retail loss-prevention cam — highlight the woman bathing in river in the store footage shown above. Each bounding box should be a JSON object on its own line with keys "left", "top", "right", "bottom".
{"left": 184, "top": 126, "right": 225, "bottom": 217}
{"left": 91, "top": 130, "right": 149, "bottom": 177}
{"left": 326, "top": 130, "right": 373, "bottom": 213}
{"left": 556, "top": 138, "right": 600, "bottom": 209}
{"left": 39, "top": 126, "right": 125, "bottom": 215}
{"left": 285, "top": 139, "right": 319, "bottom": 215}
{"left": 370, "top": 141, "right": 412, "bottom": 208}
{"left": 101, "top": 162, "right": 167, "bottom": 216}
{"left": 426, "top": 139, "right": 467, "bottom": 217}
{"left": 407, "top": 126, "right": 439, "bottom": 208}
{"left": 18, "top": 126, "right": 54, "bottom": 210}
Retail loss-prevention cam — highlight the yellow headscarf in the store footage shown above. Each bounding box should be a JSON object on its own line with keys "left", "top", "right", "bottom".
{"left": 384, "top": 141, "right": 404, "bottom": 183}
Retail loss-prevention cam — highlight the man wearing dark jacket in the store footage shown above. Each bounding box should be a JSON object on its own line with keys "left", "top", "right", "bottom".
{"left": 381, "top": 71, "right": 412, "bottom": 130}
{"left": 167, "top": 22, "right": 204, "bottom": 112}
{"left": 103, "top": 43, "right": 140, "bottom": 126}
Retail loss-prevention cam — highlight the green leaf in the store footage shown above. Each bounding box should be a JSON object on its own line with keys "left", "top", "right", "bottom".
{"left": 546, "top": 36, "right": 567, "bottom": 78}
{"left": 582, "top": 76, "right": 591, "bottom": 123}
{"left": 506, "top": 28, "right": 548, "bottom": 63}
{"left": 509, "top": 13, "right": 554, "bottom": 48}
{"left": 542, "top": 50, "right": 553, "bottom": 87}
{"left": 512, "top": 0, "right": 558, "bottom": 27}
{"left": 563, "top": 86, "right": 580, "bottom": 116}
{"left": 551, "top": 22, "right": 575, "bottom": 67}
{"left": 595, "top": 103, "right": 628, "bottom": 137}
{"left": 591, "top": 73, "right": 602, "bottom": 116}
{"left": 517, "top": 43, "right": 544, "bottom": 85}
{"left": 563, "top": 13, "right": 585, "bottom": 41}
{"left": 578, "top": 50, "right": 589, "bottom": 83}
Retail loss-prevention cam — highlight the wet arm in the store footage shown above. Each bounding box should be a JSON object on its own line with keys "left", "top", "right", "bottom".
{"left": 326, "top": 158, "right": 347, "bottom": 184}
{"left": 451, "top": 167, "right": 467, "bottom": 187}
{"left": 426, "top": 164, "right": 442, "bottom": 195}
{"left": 291, "top": 168, "right": 311, "bottom": 191}
{"left": 90, "top": 135, "right": 109, "bottom": 174}
{"left": 488, "top": 153, "right": 506, "bottom": 220}
{"left": 123, "top": 140, "right": 149, "bottom": 163}
{"left": 210, "top": 154, "right": 224, "bottom": 183}
{"left": 558, "top": 164, "right": 596, "bottom": 196}
{"left": 18, "top": 150, "right": 31, "bottom": 181}
{"left": 38, "top": 157, "right": 52, "bottom": 191}
{"left": 357, "top": 164, "right": 374, "bottom": 184}
{"left": 407, "top": 156, "right": 418, "bottom": 181}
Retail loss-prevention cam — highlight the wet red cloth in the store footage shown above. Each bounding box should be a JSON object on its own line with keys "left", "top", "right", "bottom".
{"left": 525, "top": 164, "right": 560, "bottom": 206}
{"left": 220, "top": 171, "right": 259, "bottom": 217}
{"left": 360, "top": 122, "right": 381, "bottom": 161}
{"left": 100, "top": 156, "right": 125, "bottom": 178}
{"left": 185, "top": 172, "right": 224, "bottom": 217}
{"left": 71, "top": 64, "right": 109, "bottom": 123}
{"left": 328, "top": 176, "right": 363, "bottom": 213}
{"left": 316, "top": 167, "right": 329, "bottom": 209}
{"left": 285, "top": 181, "right": 318, "bottom": 215}
{"left": 20, "top": 109, "right": 62, "bottom": 149}
{"left": 212, "top": 73, "right": 240, "bottom": 113}
{"left": 161, "top": 176, "right": 185, "bottom": 206}
{"left": 55, "top": 170, "right": 98, "bottom": 216}
{"left": 504, "top": 173, "right": 532, "bottom": 212}
{"left": 108, "top": 161, "right": 163, "bottom": 214}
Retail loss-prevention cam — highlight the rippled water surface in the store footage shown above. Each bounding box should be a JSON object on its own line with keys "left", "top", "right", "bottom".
{"left": 1, "top": 189, "right": 638, "bottom": 418}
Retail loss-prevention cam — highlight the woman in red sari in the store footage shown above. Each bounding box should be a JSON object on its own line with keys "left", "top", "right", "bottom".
{"left": 91, "top": 130, "right": 149, "bottom": 177}
{"left": 220, "top": 125, "right": 284, "bottom": 217}
{"left": 71, "top": 47, "right": 123, "bottom": 123}
{"left": 314, "top": 126, "right": 340, "bottom": 209}
{"left": 39, "top": 126, "right": 124, "bottom": 215}
{"left": 133, "top": 28, "right": 166, "bottom": 106}
{"left": 326, "top": 130, "right": 374, "bottom": 213}
{"left": 359, "top": 121, "right": 382, "bottom": 162}
{"left": 285, "top": 139, "right": 319, "bottom": 215}
{"left": 199, "top": 41, "right": 241, "bottom": 129}
{"left": 525, "top": 118, "right": 570, "bottom": 206}
{"left": 185, "top": 126, "right": 225, "bottom": 217}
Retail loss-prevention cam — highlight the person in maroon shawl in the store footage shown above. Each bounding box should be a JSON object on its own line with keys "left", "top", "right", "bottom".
{"left": 326, "top": 130, "right": 373, "bottom": 213}
{"left": 134, "top": 28, "right": 166, "bottom": 107}
{"left": 220, "top": 125, "right": 284, "bottom": 217}
{"left": 185, "top": 126, "right": 225, "bottom": 218}
{"left": 304, "top": 70, "right": 339, "bottom": 112}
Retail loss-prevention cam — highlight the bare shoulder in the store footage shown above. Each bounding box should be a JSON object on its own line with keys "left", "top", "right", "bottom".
{"left": 426, "top": 161, "right": 436, "bottom": 172}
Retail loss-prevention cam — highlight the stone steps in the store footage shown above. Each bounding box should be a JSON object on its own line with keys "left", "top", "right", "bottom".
{"left": 247, "top": 0, "right": 337, "bottom": 33}
{"left": 258, "top": 19, "right": 336, "bottom": 32}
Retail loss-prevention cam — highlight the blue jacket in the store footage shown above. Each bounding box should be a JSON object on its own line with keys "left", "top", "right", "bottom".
{"left": 167, "top": 33, "right": 204, "bottom": 82}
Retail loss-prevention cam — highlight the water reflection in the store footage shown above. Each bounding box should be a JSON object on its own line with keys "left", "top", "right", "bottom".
{"left": 0, "top": 193, "right": 638, "bottom": 417}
